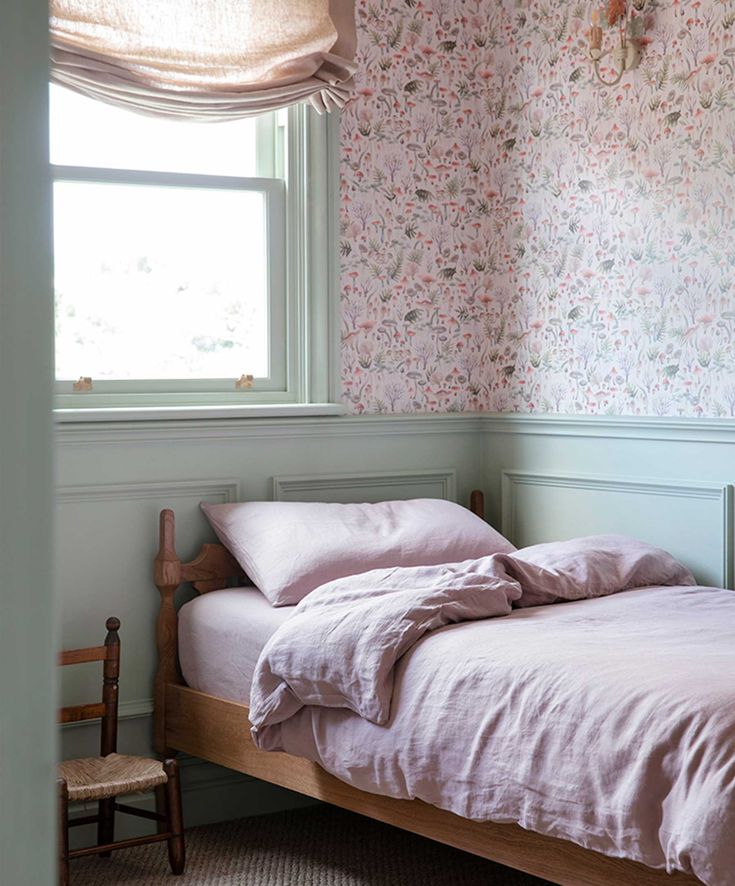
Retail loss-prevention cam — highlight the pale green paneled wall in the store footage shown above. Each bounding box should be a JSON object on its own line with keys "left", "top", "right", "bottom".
{"left": 57, "top": 411, "right": 735, "bottom": 834}
{"left": 57, "top": 414, "right": 482, "bottom": 829}
{"left": 481, "top": 416, "right": 735, "bottom": 590}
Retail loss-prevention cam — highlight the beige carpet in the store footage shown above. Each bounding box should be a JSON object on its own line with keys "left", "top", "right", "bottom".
{"left": 71, "top": 805, "right": 553, "bottom": 885}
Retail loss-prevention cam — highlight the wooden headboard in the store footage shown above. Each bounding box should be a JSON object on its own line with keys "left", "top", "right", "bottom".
{"left": 152, "top": 490, "right": 485, "bottom": 753}
{"left": 154, "top": 509, "right": 244, "bottom": 597}
{"left": 153, "top": 509, "right": 246, "bottom": 752}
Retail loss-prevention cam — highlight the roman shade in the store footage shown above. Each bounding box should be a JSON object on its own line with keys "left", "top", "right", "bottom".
{"left": 49, "top": 0, "right": 357, "bottom": 120}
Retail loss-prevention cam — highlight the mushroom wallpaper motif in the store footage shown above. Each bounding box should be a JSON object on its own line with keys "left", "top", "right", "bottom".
{"left": 339, "top": 0, "right": 735, "bottom": 417}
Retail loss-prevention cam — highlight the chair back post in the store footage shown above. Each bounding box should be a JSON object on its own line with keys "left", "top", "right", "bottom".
{"left": 58, "top": 613, "right": 186, "bottom": 877}
{"left": 100, "top": 617, "right": 121, "bottom": 757}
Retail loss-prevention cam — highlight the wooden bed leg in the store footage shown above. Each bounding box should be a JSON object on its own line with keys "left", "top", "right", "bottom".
{"left": 153, "top": 509, "right": 182, "bottom": 757}
{"left": 470, "top": 489, "right": 484, "bottom": 520}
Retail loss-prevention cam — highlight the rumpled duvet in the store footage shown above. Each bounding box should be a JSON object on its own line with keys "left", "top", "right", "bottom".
{"left": 249, "top": 537, "right": 735, "bottom": 885}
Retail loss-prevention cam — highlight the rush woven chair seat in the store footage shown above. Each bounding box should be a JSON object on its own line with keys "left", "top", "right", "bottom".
{"left": 58, "top": 753, "right": 168, "bottom": 803}
{"left": 58, "top": 618, "right": 185, "bottom": 885}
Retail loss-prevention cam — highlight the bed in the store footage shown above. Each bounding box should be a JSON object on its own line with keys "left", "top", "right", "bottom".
{"left": 153, "top": 492, "right": 731, "bottom": 886}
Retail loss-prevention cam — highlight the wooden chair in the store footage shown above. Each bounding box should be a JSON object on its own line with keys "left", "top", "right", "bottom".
{"left": 58, "top": 617, "right": 185, "bottom": 884}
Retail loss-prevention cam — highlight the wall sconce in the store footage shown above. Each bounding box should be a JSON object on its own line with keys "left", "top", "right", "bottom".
{"left": 589, "top": 0, "right": 645, "bottom": 86}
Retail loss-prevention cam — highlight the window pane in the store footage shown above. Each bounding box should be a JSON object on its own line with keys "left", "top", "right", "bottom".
{"left": 50, "top": 84, "right": 265, "bottom": 177}
{"left": 54, "top": 181, "right": 269, "bottom": 381}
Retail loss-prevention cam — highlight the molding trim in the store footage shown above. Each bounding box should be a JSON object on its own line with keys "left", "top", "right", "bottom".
{"left": 61, "top": 697, "right": 153, "bottom": 728}
{"left": 176, "top": 753, "right": 254, "bottom": 792}
{"left": 273, "top": 469, "right": 457, "bottom": 502}
{"left": 481, "top": 413, "right": 735, "bottom": 443}
{"left": 56, "top": 478, "right": 240, "bottom": 505}
{"left": 55, "top": 412, "right": 485, "bottom": 446}
{"left": 501, "top": 471, "right": 734, "bottom": 589}
{"left": 55, "top": 410, "right": 735, "bottom": 447}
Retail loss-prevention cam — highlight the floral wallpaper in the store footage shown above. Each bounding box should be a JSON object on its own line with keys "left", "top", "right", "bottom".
{"left": 339, "top": 0, "right": 735, "bottom": 417}
{"left": 339, "top": 0, "right": 497, "bottom": 413}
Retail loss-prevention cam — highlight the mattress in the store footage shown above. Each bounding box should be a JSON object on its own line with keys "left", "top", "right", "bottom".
{"left": 178, "top": 586, "right": 294, "bottom": 703}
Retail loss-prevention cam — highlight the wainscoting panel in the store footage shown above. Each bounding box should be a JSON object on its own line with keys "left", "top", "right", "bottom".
{"left": 501, "top": 471, "right": 733, "bottom": 588}
{"left": 55, "top": 412, "right": 735, "bottom": 831}
{"left": 56, "top": 478, "right": 240, "bottom": 722}
{"left": 273, "top": 469, "right": 456, "bottom": 502}
{"left": 55, "top": 414, "right": 483, "bottom": 824}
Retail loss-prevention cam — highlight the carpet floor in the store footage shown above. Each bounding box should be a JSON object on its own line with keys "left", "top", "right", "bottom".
{"left": 70, "top": 805, "right": 554, "bottom": 885}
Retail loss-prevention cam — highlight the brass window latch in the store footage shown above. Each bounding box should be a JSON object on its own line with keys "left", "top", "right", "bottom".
{"left": 73, "top": 376, "right": 93, "bottom": 392}
{"left": 235, "top": 374, "right": 254, "bottom": 391}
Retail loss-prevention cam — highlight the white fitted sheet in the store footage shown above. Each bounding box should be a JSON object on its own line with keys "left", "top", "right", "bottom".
{"left": 178, "top": 587, "right": 294, "bottom": 703}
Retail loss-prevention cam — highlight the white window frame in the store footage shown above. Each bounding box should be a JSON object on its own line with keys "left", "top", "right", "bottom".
{"left": 52, "top": 103, "right": 341, "bottom": 418}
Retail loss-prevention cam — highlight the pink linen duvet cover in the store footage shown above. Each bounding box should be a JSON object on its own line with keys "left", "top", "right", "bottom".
{"left": 249, "top": 537, "right": 735, "bottom": 886}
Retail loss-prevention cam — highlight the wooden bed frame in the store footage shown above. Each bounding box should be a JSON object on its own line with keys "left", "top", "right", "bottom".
{"left": 153, "top": 492, "right": 701, "bottom": 886}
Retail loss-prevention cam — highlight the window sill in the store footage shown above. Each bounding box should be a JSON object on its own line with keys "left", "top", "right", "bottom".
{"left": 54, "top": 402, "right": 346, "bottom": 423}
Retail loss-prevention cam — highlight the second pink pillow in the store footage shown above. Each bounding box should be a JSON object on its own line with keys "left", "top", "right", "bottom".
{"left": 201, "top": 498, "right": 515, "bottom": 606}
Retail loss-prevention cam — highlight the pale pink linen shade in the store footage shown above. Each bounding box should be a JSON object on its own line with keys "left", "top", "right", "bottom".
{"left": 49, "top": 0, "right": 357, "bottom": 119}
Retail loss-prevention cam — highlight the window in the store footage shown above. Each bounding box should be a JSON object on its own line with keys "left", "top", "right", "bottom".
{"left": 50, "top": 85, "right": 339, "bottom": 413}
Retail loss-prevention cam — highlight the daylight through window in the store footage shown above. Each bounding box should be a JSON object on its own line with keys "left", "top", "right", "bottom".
{"left": 51, "top": 84, "right": 302, "bottom": 408}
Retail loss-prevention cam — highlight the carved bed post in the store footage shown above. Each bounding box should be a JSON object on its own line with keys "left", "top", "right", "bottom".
{"left": 153, "top": 509, "right": 182, "bottom": 756}
{"left": 470, "top": 489, "right": 485, "bottom": 520}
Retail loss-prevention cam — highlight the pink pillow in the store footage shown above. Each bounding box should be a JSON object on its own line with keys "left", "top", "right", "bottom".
{"left": 504, "top": 535, "right": 696, "bottom": 608}
{"left": 200, "top": 498, "right": 515, "bottom": 606}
